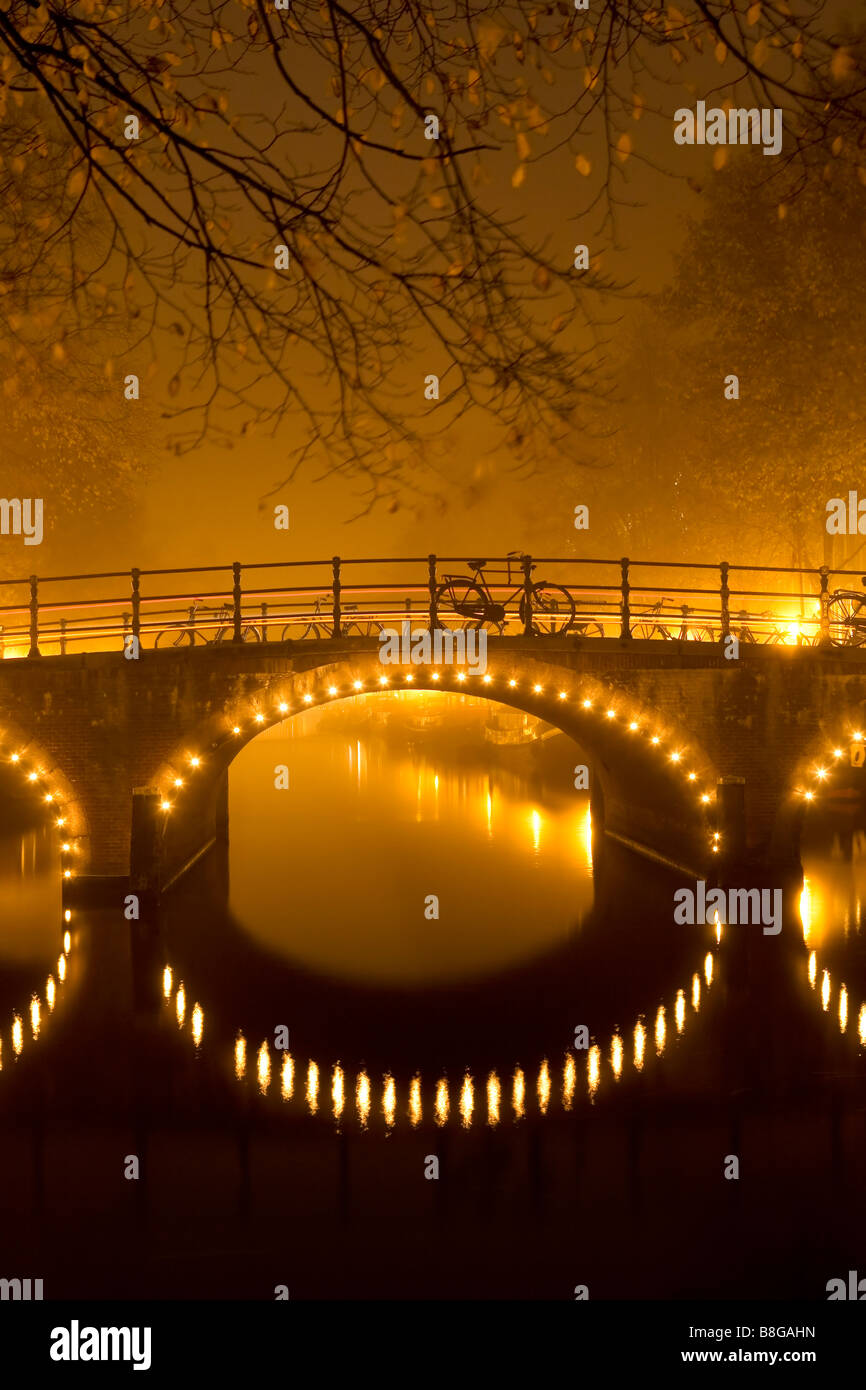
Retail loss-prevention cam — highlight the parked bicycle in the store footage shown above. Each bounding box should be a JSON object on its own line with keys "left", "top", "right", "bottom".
{"left": 280, "top": 599, "right": 384, "bottom": 641}
{"left": 733, "top": 609, "right": 818, "bottom": 646}
{"left": 827, "top": 578, "right": 866, "bottom": 647}
{"left": 632, "top": 598, "right": 715, "bottom": 642}
{"left": 154, "top": 599, "right": 262, "bottom": 646}
{"left": 435, "top": 553, "right": 594, "bottom": 636}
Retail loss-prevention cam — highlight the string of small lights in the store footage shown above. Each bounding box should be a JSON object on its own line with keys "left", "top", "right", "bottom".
{"left": 160, "top": 940, "right": 721, "bottom": 1128}
{"left": 1, "top": 909, "right": 75, "bottom": 1074}
{"left": 152, "top": 665, "right": 728, "bottom": 1124}
{"left": 155, "top": 666, "right": 720, "bottom": 854}
{"left": 3, "top": 745, "right": 81, "bottom": 881}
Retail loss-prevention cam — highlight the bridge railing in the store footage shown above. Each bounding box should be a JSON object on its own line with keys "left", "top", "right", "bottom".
{"left": 0, "top": 554, "right": 859, "bottom": 656}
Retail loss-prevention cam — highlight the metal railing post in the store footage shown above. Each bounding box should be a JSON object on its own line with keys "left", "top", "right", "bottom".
{"left": 428, "top": 554, "right": 438, "bottom": 629}
{"left": 28, "top": 575, "right": 40, "bottom": 657}
{"left": 332, "top": 556, "right": 342, "bottom": 638}
{"left": 261, "top": 602, "right": 268, "bottom": 642}
{"left": 619, "top": 558, "right": 631, "bottom": 640}
{"left": 232, "top": 562, "right": 243, "bottom": 642}
{"left": 131, "top": 568, "right": 141, "bottom": 648}
{"left": 522, "top": 554, "right": 534, "bottom": 636}
{"left": 819, "top": 566, "right": 831, "bottom": 647}
{"left": 719, "top": 561, "right": 730, "bottom": 643}
{"left": 60, "top": 617, "right": 68, "bottom": 656}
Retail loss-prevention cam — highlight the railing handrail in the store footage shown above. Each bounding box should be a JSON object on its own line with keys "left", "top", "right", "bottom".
{"left": 0, "top": 552, "right": 863, "bottom": 590}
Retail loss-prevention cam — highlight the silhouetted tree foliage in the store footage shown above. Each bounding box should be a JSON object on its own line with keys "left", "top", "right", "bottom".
{"left": 0, "top": 0, "right": 863, "bottom": 508}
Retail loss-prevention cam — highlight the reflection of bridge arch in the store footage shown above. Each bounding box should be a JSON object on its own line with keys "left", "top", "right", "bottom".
{"left": 153, "top": 647, "right": 720, "bottom": 890}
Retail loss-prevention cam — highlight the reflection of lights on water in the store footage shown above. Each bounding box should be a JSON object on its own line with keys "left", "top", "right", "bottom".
{"left": 512, "top": 1067, "right": 525, "bottom": 1119}
{"left": 537, "top": 1058, "right": 551, "bottom": 1113}
{"left": 530, "top": 809, "right": 542, "bottom": 852}
{"left": 435, "top": 1078, "right": 449, "bottom": 1127}
{"left": 257, "top": 1041, "right": 271, "bottom": 1094}
{"left": 30, "top": 996, "right": 40, "bottom": 1039}
{"left": 821, "top": 970, "right": 831, "bottom": 1012}
{"left": 175, "top": 985, "right": 186, "bottom": 1027}
{"left": 691, "top": 973, "right": 701, "bottom": 1011}
{"left": 675, "top": 989, "right": 685, "bottom": 1034}
{"left": 459, "top": 1073, "right": 473, "bottom": 1128}
{"left": 582, "top": 806, "right": 593, "bottom": 871}
{"left": 162, "top": 966, "right": 172, "bottom": 999}
{"left": 281, "top": 1053, "right": 295, "bottom": 1101}
{"left": 46, "top": 976, "right": 56, "bottom": 1011}
{"left": 704, "top": 952, "right": 713, "bottom": 986}
{"left": 486, "top": 789, "right": 493, "bottom": 836}
{"left": 63, "top": 931, "right": 71, "bottom": 954}
{"left": 356, "top": 1071, "right": 370, "bottom": 1127}
{"left": 655, "top": 1006, "right": 666, "bottom": 1056}
{"left": 234, "top": 1034, "right": 246, "bottom": 1078}
{"left": 57, "top": 954, "right": 67, "bottom": 983}
{"left": 332, "top": 1064, "right": 345, "bottom": 1120}
{"left": 800, "top": 879, "right": 812, "bottom": 943}
{"left": 714, "top": 910, "right": 722, "bottom": 945}
{"left": 306, "top": 1061, "right": 319, "bottom": 1114}
{"left": 633, "top": 1020, "right": 645, "bottom": 1071}
{"left": 409, "top": 1075, "right": 422, "bottom": 1127}
{"left": 610, "top": 1034, "right": 623, "bottom": 1079}
{"left": 587, "top": 1044, "right": 600, "bottom": 1096}
{"left": 12, "top": 1016, "right": 23, "bottom": 1055}
{"left": 191, "top": 1004, "right": 204, "bottom": 1047}
{"left": 563, "top": 1054, "right": 576, "bottom": 1109}
{"left": 808, "top": 952, "right": 817, "bottom": 988}
{"left": 839, "top": 985, "right": 848, "bottom": 1034}
{"left": 859, "top": 1004, "right": 866, "bottom": 1047}
{"left": 383, "top": 1073, "right": 396, "bottom": 1128}
{"left": 487, "top": 1071, "right": 500, "bottom": 1126}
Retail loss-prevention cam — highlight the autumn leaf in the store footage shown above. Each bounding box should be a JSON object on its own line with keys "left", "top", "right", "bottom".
{"left": 533, "top": 264, "right": 551, "bottom": 291}
{"left": 830, "top": 48, "right": 855, "bottom": 81}
{"left": 511, "top": 164, "right": 526, "bottom": 188}
{"left": 714, "top": 41, "right": 727, "bottom": 64}
{"left": 713, "top": 148, "right": 728, "bottom": 170}
{"left": 65, "top": 167, "right": 86, "bottom": 199}
{"left": 746, "top": 3, "right": 761, "bottom": 25}
{"left": 615, "top": 132, "right": 632, "bottom": 163}
{"left": 575, "top": 154, "right": 591, "bottom": 177}
{"left": 516, "top": 131, "right": 530, "bottom": 162}
{"left": 167, "top": 373, "right": 181, "bottom": 397}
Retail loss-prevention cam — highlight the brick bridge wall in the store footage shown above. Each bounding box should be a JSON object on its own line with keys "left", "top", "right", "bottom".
{"left": 0, "top": 637, "right": 865, "bottom": 880}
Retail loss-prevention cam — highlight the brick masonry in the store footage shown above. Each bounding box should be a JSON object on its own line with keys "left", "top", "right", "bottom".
{"left": 1, "top": 637, "right": 865, "bottom": 879}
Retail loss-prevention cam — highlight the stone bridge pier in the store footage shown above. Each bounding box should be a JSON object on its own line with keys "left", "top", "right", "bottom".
{"left": 0, "top": 638, "right": 864, "bottom": 892}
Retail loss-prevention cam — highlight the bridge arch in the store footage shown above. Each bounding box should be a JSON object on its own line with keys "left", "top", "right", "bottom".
{"left": 0, "top": 714, "right": 89, "bottom": 877}
{"left": 151, "top": 648, "right": 720, "bottom": 886}
{"left": 777, "top": 706, "right": 866, "bottom": 864}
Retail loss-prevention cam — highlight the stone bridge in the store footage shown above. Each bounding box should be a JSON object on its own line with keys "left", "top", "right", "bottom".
{"left": 2, "top": 635, "right": 866, "bottom": 893}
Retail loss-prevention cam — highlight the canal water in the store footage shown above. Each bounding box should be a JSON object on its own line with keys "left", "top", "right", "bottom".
{"left": 1, "top": 692, "right": 865, "bottom": 1298}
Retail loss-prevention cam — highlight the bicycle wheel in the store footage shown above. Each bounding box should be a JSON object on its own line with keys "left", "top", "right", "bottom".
{"left": 574, "top": 620, "right": 605, "bottom": 637}
{"left": 827, "top": 594, "right": 866, "bottom": 647}
{"left": 342, "top": 621, "right": 384, "bottom": 637}
{"left": 521, "top": 583, "right": 576, "bottom": 635}
{"left": 435, "top": 580, "right": 490, "bottom": 628}
{"left": 154, "top": 626, "right": 206, "bottom": 648}
{"left": 631, "top": 612, "right": 663, "bottom": 640}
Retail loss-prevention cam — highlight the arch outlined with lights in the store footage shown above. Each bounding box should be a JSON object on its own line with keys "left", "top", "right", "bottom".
{"left": 149, "top": 655, "right": 722, "bottom": 865}
{"left": 0, "top": 719, "right": 87, "bottom": 882}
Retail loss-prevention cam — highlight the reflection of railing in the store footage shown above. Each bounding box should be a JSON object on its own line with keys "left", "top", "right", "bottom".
{"left": 0, "top": 553, "right": 859, "bottom": 657}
